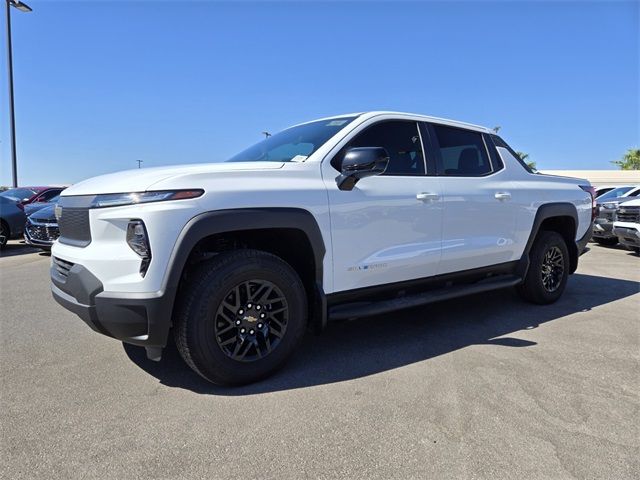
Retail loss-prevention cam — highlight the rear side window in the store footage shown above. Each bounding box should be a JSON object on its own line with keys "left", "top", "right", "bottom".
{"left": 335, "top": 120, "right": 426, "bottom": 176}
{"left": 432, "top": 125, "right": 492, "bottom": 176}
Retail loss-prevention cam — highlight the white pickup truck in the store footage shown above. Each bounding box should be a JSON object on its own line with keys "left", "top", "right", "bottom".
{"left": 50, "top": 112, "right": 595, "bottom": 385}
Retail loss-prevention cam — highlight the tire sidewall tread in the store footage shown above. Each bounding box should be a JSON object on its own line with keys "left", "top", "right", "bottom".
{"left": 518, "top": 230, "right": 570, "bottom": 305}
{"left": 174, "top": 249, "right": 307, "bottom": 386}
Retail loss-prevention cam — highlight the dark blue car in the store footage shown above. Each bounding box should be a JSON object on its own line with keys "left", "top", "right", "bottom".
{"left": 0, "top": 196, "right": 27, "bottom": 248}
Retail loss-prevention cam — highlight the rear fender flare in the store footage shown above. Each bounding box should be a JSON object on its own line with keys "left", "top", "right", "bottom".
{"left": 517, "top": 202, "right": 579, "bottom": 276}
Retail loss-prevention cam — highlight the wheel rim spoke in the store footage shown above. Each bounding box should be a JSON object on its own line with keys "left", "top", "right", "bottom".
{"left": 541, "top": 246, "right": 564, "bottom": 292}
{"left": 214, "top": 278, "right": 288, "bottom": 362}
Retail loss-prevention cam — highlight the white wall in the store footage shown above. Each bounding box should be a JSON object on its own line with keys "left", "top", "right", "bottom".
{"left": 539, "top": 170, "right": 640, "bottom": 187}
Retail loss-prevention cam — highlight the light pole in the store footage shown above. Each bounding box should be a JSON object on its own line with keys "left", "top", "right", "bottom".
{"left": 136, "top": 159, "right": 143, "bottom": 169}
{"left": 5, "top": 0, "right": 31, "bottom": 187}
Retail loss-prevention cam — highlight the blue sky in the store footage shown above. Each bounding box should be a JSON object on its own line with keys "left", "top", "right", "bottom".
{"left": 0, "top": 0, "right": 638, "bottom": 186}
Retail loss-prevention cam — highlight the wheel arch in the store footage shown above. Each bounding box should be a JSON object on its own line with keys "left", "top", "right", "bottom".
{"left": 519, "top": 202, "right": 580, "bottom": 275}
{"left": 163, "top": 208, "right": 328, "bottom": 333}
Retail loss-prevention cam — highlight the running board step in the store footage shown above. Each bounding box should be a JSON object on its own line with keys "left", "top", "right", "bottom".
{"left": 329, "top": 275, "right": 522, "bottom": 321}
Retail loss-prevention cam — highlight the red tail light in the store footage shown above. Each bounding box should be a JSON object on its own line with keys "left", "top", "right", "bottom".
{"left": 580, "top": 185, "right": 597, "bottom": 221}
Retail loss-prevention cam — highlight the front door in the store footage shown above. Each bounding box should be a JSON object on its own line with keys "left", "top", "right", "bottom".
{"left": 323, "top": 120, "right": 443, "bottom": 293}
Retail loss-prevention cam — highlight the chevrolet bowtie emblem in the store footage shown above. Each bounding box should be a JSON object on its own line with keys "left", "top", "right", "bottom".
{"left": 244, "top": 315, "right": 258, "bottom": 323}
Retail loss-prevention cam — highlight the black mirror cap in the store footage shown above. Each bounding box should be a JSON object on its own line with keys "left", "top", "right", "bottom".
{"left": 336, "top": 147, "right": 389, "bottom": 191}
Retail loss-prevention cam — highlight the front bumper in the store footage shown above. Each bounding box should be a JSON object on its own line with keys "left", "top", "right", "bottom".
{"left": 613, "top": 226, "right": 640, "bottom": 248}
{"left": 50, "top": 257, "right": 173, "bottom": 358}
{"left": 592, "top": 218, "right": 615, "bottom": 238}
{"left": 24, "top": 223, "right": 58, "bottom": 248}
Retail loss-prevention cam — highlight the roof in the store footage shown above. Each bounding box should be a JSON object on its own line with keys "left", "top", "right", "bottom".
{"left": 295, "top": 111, "right": 493, "bottom": 133}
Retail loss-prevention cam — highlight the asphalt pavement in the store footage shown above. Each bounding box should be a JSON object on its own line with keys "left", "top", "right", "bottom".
{"left": 1, "top": 241, "right": 638, "bottom": 479}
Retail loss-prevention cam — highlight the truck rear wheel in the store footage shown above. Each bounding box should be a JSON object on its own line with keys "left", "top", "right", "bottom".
{"left": 174, "top": 249, "right": 307, "bottom": 385}
{"left": 517, "top": 231, "right": 569, "bottom": 305}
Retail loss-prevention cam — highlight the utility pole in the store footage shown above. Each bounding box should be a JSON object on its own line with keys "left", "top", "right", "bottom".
{"left": 136, "top": 159, "right": 143, "bottom": 169}
{"left": 5, "top": 1, "right": 32, "bottom": 187}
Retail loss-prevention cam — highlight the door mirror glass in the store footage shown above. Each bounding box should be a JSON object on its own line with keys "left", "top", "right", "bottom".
{"left": 336, "top": 147, "right": 389, "bottom": 191}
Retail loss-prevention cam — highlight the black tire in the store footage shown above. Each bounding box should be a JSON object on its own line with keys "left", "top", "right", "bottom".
{"left": 517, "top": 231, "right": 569, "bottom": 305}
{"left": 0, "top": 220, "right": 9, "bottom": 248}
{"left": 174, "top": 249, "right": 307, "bottom": 386}
{"left": 595, "top": 237, "right": 618, "bottom": 246}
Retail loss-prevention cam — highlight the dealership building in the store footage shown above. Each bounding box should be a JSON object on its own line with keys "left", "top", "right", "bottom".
{"left": 540, "top": 170, "right": 640, "bottom": 187}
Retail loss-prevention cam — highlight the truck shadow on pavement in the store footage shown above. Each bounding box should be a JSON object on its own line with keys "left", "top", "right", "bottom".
{"left": 123, "top": 273, "right": 639, "bottom": 395}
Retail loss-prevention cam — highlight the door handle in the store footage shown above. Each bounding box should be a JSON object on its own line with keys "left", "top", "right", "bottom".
{"left": 495, "top": 192, "right": 511, "bottom": 201}
{"left": 416, "top": 192, "right": 439, "bottom": 202}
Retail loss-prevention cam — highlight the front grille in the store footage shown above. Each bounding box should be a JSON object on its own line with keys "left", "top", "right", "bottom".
{"left": 53, "top": 256, "right": 74, "bottom": 278}
{"left": 58, "top": 208, "right": 91, "bottom": 247}
{"left": 617, "top": 207, "right": 640, "bottom": 223}
{"left": 26, "top": 223, "right": 60, "bottom": 243}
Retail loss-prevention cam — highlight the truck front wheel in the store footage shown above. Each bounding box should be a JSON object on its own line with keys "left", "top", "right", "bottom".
{"left": 174, "top": 250, "right": 307, "bottom": 385}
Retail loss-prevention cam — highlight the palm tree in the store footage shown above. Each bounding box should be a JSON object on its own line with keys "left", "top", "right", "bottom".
{"left": 517, "top": 151, "right": 536, "bottom": 171}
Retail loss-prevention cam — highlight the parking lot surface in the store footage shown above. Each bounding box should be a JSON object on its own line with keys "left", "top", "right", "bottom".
{"left": 1, "top": 242, "right": 638, "bottom": 479}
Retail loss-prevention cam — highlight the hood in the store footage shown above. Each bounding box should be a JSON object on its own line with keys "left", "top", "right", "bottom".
{"left": 29, "top": 204, "right": 57, "bottom": 223}
{"left": 24, "top": 202, "right": 51, "bottom": 216}
{"left": 62, "top": 162, "right": 285, "bottom": 196}
{"left": 597, "top": 196, "right": 638, "bottom": 208}
{"left": 617, "top": 199, "right": 640, "bottom": 208}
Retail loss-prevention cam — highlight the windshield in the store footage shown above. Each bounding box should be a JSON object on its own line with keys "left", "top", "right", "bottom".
{"left": 227, "top": 117, "right": 358, "bottom": 163}
{"left": 0, "top": 187, "right": 37, "bottom": 201}
{"left": 597, "top": 186, "right": 634, "bottom": 202}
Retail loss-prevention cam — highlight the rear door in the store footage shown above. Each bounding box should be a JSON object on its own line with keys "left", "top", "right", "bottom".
{"left": 323, "top": 119, "right": 443, "bottom": 292}
{"left": 426, "top": 123, "right": 519, "bottom": 274}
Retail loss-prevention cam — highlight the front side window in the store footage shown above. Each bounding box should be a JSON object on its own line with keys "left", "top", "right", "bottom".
{"left": 334, "top": 121, "right": 425, "bottom": 176}
{"left": 227, "top": 116, "right": 357, "bottom": 163}
{"left": 432, "top": 125, "right": 492, "bottom": 176}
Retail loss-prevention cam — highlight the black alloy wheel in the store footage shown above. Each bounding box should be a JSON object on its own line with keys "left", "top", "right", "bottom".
{"left": 517, "top": 230, "right": 569, "bottom": 305}
{"left": 215, "top": 280, "right": 289, "bottom": 362}
{"left": 0, "top": 222, "right": 8, "bottom": 248}
{"left": 540, "top": 246, "right": 564, "bottom": 293}
{"left": 174, "top": 249, "right": 307, "bottom": 385}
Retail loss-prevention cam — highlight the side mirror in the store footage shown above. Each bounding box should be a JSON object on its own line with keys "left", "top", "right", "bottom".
{"left": 336, "top": 147, "right": 389, "bottom": 191}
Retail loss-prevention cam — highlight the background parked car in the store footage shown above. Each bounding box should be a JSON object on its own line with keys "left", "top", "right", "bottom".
{"left": 0, "top": 186, "right": 65, "bottom": 208}
{"left": 24, "top": 204, "right": 60, "bottom": 251}
{"left": 613, "top": 199, "right": 640, "bottom": 254}
{"left": 0, "top": 196, "right": 27, "bottom": 248}
{"left": 592, "top": 186, "right": 640, "bottom": 246}
{"left": 24, "top": 193, "right": 62, "bottom": 217}
{"left": 594, "top": 185, "right": 619, "bottom": 198}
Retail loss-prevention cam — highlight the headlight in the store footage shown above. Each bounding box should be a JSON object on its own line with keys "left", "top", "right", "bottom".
{"left": 90, "top": 189, "right": 203, "bottom": 208}
{"left": 126, "top": 220, "right": 151, "bottom": 276}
